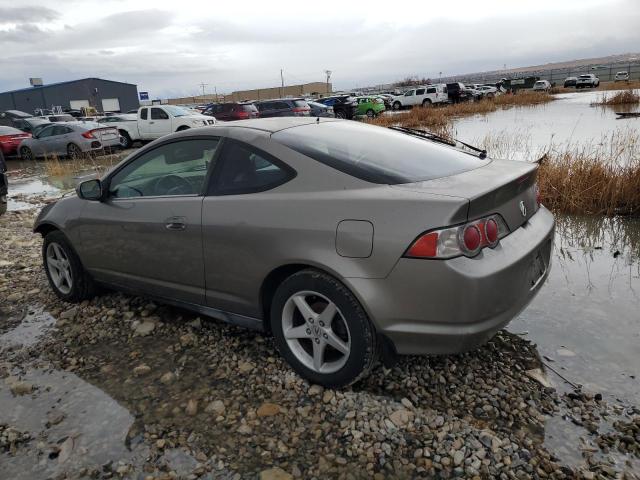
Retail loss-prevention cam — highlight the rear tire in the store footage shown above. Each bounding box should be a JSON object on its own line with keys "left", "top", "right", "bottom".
{"left": 422, "top": 99, "right": 432, "bottom": 107}
{"left": 335, "top": 110, "right": 346, "bottom": 119}
{"left": 43, "top": 230, "right": 95, "bottom": 303}
{"left": 67, "top": 143, "right": 82, "bottom": 160}
{"left": 119, "top": 131, "right": 132, "bottom": 149}
{"left": 270, "top": 269, "right": 377, "bottom": 388}
{"left": 392, "top": 101, "right": 401, "bottom": 110}
{"left": 366, "top": 109, "right": 375, "bottom": 118}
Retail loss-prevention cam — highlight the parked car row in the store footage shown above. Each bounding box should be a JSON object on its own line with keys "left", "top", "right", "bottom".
{"left": 564, "top": 74, "right": 600, "bottom": 88}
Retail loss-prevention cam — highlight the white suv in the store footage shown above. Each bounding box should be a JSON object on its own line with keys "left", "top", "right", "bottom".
{"left": 391, "top": 84, "right": 448, "bottom": 110}
{"left": 614, "top": 71, "right": 630, "bottom": 82}
{"left": 576, "top": 74, "right": 600, "bottom": 89}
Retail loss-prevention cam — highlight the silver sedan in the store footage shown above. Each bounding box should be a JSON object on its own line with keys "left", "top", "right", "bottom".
{"left": 19, "top": 122, "right": 120, "bottom": 160}
{"left": 34, "top": 118, "right": 554, "bottom": 387}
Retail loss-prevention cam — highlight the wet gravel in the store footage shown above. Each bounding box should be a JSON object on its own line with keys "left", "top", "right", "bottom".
{"left": 1, "top": 208, "right": 639, "bottom": 479}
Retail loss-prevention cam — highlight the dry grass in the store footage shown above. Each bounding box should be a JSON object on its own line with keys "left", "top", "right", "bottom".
{"left": 42, "top": 150, "right": 126, "bottom": 178}
{"left": 536, "top": 131, "right": 640, "bottom": 216}
{"left": 369, "top": 91, "right": 554, "bottom": 131}
{"left": 591, "top": 89, "right": 640, "bottom": 106}
{"left": 596, "top": 80, "right": 640, "bottom": 91}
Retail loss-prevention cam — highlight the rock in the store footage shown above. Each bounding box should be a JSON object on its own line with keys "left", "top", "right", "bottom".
{"left": 257, "top": 403, "right": 281, "bottom": 417}
{"left": 525, "top": 368, "right": 553, "bottom": 388}
{"left": 205, "top": 400, "right": 226, "bottom": 416}
{"left": 259, "top": 467, "right": 293, "bottom": 480}
{"left": 58, "top": 436, "right": 74, "bottom": 464}
{"left": 185, "top": 399, "right": 198, "bottom": 416}
{"left": 156, "top": 439, "right": 166, "bottom": 449}
{"left": 308, "top": 385, "right": 324, "bottom": 396}
{"left": 453, "top": 450, "right": 464, "bottom": 466}
{"left": 134, "top": 320, "right": 155, "bottom": 336}
{"left": 389, "top": 409, "right": 412, "bottom": 427}
{"left": 59, "top": 307, "right": 77, "bottom": 319}
{"left": 401, "top": 398, "right": 413, "bottom": 409}
{"left": 7, "top": 293, "right": 21, "bottom": 302}
{"left": 238, "top": 361, "right": 254, "bottom": 373}
{"left": 237, "top": 424, "right": 252, "bottom": 435}
{"left": 10, "top": 381, "right": 33, "bottom": 395}
{"left": 179, "top": 333, "right": 197, "bottom": 347}
{"left": 46, "top": 411, "right": 65, "bottom": 426}
{"left": 133, "top": 364, "right": 151, "bottom": 376}
{"left": 322, "top": 390, "right": 334, "bottom": 404}
{"left": 556, "top": 347, "right": 576, "bottom": 357}
{"left": 160, "top": 372, "right": 176, "bottom": 384}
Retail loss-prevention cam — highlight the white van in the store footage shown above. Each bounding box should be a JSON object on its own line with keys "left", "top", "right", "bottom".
{"left": 391, "top": 84, "right": 448, "bottom": 109}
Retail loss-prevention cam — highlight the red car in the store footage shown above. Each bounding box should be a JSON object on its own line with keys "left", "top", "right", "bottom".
{"left": 201, "top": 103, "right": 260, "bottom": 121}
{"left": 0, "top": 126, "right": 31, "bottom": 156}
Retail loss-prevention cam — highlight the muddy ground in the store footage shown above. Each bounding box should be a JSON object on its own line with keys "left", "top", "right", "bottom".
{"left": 1, "top": 207, "right": 639, "bottom": 479}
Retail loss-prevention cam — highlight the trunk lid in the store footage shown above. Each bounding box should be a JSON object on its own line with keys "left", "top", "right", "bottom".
{"left": 392, "top": 159, "right": 539, "bottom": 231}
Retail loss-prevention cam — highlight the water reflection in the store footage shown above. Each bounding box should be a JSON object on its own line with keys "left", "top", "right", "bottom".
{"left": 513, "top": 214, "right": 640, "bottom": 403}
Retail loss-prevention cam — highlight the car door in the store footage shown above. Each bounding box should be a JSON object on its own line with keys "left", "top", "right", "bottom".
{"left": 50, "top": 125, "right": 74, "bottom": 155}
{"left": 415, "top": 88, "right": 426, "bottom": 104}
{"left": 201, "top": 137, "right": 296, "bottom": 317}
{"left": 148, "top": 108, "right": 171, "bottom": 138}
{"left": 403, "top": 89, "right": 416, "bottom": 106}
{"left": 138, "top": 107, "right": 151, "bottom": 137}
{"left": 77, "top": 137, "right": 221, "bottom": 305}
{"left": 31, "top": 125, "right": 57, "bottom": 156}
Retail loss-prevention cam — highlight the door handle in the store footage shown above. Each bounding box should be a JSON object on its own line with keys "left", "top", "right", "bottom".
{"left": 149, "top": 121, "right": 155, "bottom": 124}
{"left": 165, "top": 216, "right": 186, "bottom": 230}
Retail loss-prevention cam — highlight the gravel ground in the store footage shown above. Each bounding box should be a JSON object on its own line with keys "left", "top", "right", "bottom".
{"left": 1, "top": 207, "right": 639, "bottom": 480}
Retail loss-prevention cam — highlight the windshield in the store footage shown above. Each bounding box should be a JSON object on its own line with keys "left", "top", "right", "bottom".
{"left": 162, "top": 106, "right": 191, "bottom": 117}
{"left": 273, "top": 121, "right": 487, "bottom": 184}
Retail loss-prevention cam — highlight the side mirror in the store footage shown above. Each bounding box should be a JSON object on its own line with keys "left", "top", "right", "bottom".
{"left": 77, "top": 179, "right": 103, "bottom": 201}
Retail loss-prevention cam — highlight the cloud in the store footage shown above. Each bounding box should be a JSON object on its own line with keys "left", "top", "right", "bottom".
{"left": 0, "top": 6, "right": 59, "bottom": 24}
{"left": 0, "top": 23, "right": 49, "bottom": 43}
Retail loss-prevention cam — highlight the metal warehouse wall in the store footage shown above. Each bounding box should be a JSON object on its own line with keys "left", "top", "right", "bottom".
{"left": 0, "top": 78, "right": 139, "bottom": 114}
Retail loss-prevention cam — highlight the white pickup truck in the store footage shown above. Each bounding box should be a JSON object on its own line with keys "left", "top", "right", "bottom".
{"left": 391, "top": 84, "right": 449, "bottom": 110}
{"left": 110, "top": 105, "right": 216, "bottom": 148}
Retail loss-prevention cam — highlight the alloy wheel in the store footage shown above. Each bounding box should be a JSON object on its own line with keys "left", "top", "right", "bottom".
{"left": 282, "top": 290, "right": 351, "bottom": 373}
{"left": 46, "top": 242, "right": 73, "bottom": 294}
{"left": 67, "top": 144, "right": 81, "bottom": 159}
{"left": 21, "top": 147, "right": 33, "bottom": 161}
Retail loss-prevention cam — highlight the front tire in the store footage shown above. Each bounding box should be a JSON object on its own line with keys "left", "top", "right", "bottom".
{"left": 20, "top": 146, "right": 33, "bottom": 161}
{"left": 335, "top": 110, "right": 346, "bottom": 119}
{"left": 422, "top": 99, "right": 432, "bottom": 107}
{"left": 392, "top": 101, "right": 401, "bottom": 111}
{"left": 43, "top": 231, "right": 95, "bottom": 302}
{"left": 366, "top": 109, "right": 375, "bottom": 118}
{"left": 270, "top": 269, "right": 377, "bottom": 388}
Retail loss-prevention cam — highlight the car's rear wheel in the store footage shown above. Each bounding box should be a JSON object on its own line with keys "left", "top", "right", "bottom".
{"left": 366, "top": 109, "right": 375, "bottom": 118}
{"left": 422, "top": 99, "right": 432, "bottom": 107}
{"left": 20, "top": 146, "right": 33, "bottom": 161}
{"left": 43, "top": 230, "right": 95, "bottom": 302}
{"left": 119, "top": 131, "right": 132, "bottom": 149}
{"left": 335, "top": 110, "right": 346, "bottom": 119}
{"left": 393, "top": 101, "right": 401, "bottom": 110}
{"left": 270, "top": 269, "right": 377, "bottom": 388}
{"left": 67, "top": 143, "right": 82, "bottom": 160}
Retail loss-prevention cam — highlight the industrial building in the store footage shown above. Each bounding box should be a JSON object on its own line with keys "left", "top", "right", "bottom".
{"left": 0, "top": 78, "right": 140, "bottom": 114}
{"left": 167, "top": 81, "right": 333, "bottom": 105}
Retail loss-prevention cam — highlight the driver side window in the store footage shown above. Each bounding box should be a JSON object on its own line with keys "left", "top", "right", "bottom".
{"left": 109, "top": 138, "right": 220, "bottom": 198}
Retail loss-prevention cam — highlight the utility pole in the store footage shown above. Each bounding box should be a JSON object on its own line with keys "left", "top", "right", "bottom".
{"left": 199, "top": 82, "right": 208, "bottom": 99}
{"left": 280, "top": 69, "right": 284, "bottom": 98}
{"left": 439, "top": 71, "right": 442, "bottom": 82}
{"left": 324, "top": 70, "right": 332, "bottom": 95}
{"left": 214, "top": 86, "right": 218, "bottom": 102}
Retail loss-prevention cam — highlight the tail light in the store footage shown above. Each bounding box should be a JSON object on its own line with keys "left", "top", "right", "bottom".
{"left": 0, "top": 134, "right": 30, "bottom": 143}
{"left": 235, "top": 111, "right": 250, "bottom": 119}
{"left": 82, "top": 130, "right": 96, "bottom": 139}
{"left": 292, "top": 107, "right": 310, "bottom": 114}
{"left": 405, "top": 214, "right": 509, "bottom": 259}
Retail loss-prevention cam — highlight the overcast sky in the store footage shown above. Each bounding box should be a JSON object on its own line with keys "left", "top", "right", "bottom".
{"left": 1, "top": 0, "right": 639, "bottom": 98}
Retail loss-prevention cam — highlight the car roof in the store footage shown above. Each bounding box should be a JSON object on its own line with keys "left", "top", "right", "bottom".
{"left": 210, "top": 117, "right": 338, "bottom": 133}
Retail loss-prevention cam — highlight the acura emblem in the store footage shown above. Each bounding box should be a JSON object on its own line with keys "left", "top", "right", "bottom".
{"left": 519, "top": 200, "right": 527, "bottom": 217}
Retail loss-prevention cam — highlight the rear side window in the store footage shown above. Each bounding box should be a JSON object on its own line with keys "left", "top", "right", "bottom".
{"left": 211, "top": 140, "right": 294, "bottom": 195}
{"left": 272, "top": 122, "right": 487, "bottom": 184}
{"left": 416, "top": 88, "right": 425, "bottom": 95}
{"left": 427, "top": 87, "right": 436, "bottom": 94}
{"left": 242, "top": 104, "right": 258, "bottom": 112}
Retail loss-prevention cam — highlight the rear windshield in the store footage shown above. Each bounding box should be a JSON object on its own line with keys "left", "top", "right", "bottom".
{"left": 293, "top": 100, "right": 308, "bottom": 107}
{"left": 241, "top": 104, "right": 258, "bottom": 112}
{"left": 579, "top": 75, "right": 591, "bottom": 78}
{"left": 272, "top": 122, "right": 487, "bottom": 184}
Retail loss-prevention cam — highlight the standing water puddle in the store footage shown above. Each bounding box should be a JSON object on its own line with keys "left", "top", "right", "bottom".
{"left": 0, "top": 308, "right": 56, "bottom": 350}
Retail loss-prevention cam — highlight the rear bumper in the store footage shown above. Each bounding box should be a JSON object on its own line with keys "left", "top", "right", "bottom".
{"left": 346, "top": 206, "right": 555, "bottom": 355}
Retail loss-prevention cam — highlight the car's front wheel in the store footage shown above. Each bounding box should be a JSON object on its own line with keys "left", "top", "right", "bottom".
{"left": 20, "top": 146, "right": 33, "bottom": 161}
{"left": 366, "top": 109, "right": 375, "bottom": 118}
{"left": 43, "top": 230, "right": 95, "bottom": 302}
{"left": 270, "top": 269, "right": 377, "bottom": 388}
{"left": 392, "top": 101, "right": 401, "bottom": 110}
